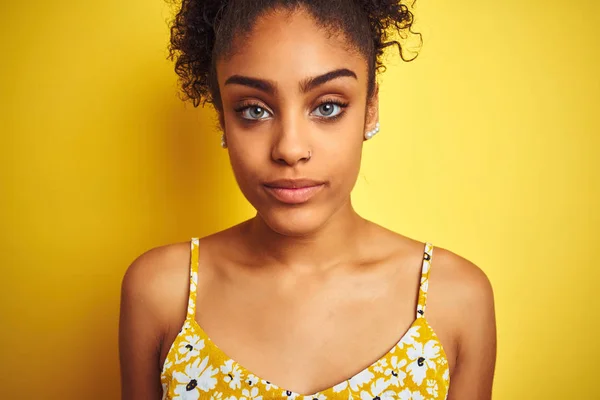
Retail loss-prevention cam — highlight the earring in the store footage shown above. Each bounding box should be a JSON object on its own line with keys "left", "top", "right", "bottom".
{"left": 220, "top": 133, "right": 228, "bottom": 149}
{"left": 364, "top": 121, "right": 380, "bottom": 140}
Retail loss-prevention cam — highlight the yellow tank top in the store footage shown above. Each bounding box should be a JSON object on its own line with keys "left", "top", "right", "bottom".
{"left": 160, "top": 238, "right": 450, "bottom": 399}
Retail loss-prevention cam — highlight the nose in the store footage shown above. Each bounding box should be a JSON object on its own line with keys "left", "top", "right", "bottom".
{"left": 270, "top": 116, "right": 311, "bottom": 166}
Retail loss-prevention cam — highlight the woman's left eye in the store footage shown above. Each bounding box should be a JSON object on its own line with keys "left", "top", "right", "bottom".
{"left": 312, "top": 102, "right": 345, "bottom": 118}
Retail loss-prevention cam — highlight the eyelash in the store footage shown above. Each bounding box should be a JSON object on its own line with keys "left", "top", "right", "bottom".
{"left": 234, "top": 99, "right": 349, "bottom": 122}
{"left": 316, "top": 99, "right": 349, "bottom": 122}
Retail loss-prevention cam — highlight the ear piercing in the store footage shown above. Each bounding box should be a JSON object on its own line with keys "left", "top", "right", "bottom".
{"left": 364, "top": 121, "right": 380, "bottom": 140}
{"left": 221, "top": 133, "right": 227, "bottom": 149}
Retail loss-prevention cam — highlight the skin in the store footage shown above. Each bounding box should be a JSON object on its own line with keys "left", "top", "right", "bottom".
{"left": 119, "top": 7, "right": 496, "bottom": 400}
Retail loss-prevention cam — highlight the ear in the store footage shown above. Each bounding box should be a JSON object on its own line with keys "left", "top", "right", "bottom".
{"left": 365, "top": 85, "right": 380, "bottom": 135}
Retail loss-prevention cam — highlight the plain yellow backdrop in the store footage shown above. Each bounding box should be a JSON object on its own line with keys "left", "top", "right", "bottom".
{"left": 1, "top": 0, "right": 599, "bottom": 398}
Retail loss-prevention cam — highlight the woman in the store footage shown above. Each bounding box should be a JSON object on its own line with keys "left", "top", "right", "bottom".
{"left": 119, "top": 1, "right": 497, "bottom": 399}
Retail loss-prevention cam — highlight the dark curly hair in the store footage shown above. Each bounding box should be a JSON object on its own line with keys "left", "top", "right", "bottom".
{"left": 168, "top": 0, "right": 420, "bottom": 110}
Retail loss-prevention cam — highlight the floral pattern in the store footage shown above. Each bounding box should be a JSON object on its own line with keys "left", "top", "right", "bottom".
{"left": 161, "top": 239, "right": 449, "bottom": 399}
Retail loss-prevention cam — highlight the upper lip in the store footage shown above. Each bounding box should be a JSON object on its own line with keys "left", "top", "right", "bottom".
{"left": 263, "top": 179, "right": 326, "bottom": 189}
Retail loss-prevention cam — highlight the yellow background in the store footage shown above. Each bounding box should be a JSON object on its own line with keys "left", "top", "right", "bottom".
{"left": 1, "top": 0, "right": 598, "bottom": 398}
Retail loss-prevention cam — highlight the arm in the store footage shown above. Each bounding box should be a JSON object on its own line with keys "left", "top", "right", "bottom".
{"left": 447, "top": 262, "right": 497, "bottom": 400}
{"left": 119, "top": 250, "right": 166, "bottom": 400}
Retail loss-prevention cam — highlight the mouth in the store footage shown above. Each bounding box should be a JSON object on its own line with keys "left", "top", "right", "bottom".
{"left": 263, "top": 179, "right": 326, "bottom": 205}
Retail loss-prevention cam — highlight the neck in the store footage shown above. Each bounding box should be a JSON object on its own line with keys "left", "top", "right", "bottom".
{"left": 240, "top": 202, "right": 369, "bottom": 271}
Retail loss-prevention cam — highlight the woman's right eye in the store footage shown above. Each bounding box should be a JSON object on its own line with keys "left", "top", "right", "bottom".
{"left": 239, "top": 105, "right": 272, "bottom": 120}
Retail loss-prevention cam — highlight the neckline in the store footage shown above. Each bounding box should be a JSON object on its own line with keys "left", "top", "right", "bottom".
{"left": 161, "top": 239, "right": 446, "bottom": 396}
{"left": 174, "top": 316, "right": 437, "bottom": 397}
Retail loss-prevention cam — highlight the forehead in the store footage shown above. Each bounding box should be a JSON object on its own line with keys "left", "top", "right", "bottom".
{"left": 216, "top": 8, "right": 368, "bottom": 91}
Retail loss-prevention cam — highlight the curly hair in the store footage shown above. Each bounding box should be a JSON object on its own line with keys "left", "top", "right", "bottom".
{"left": 168, "top": 0, "right": 420, "bottom": 110}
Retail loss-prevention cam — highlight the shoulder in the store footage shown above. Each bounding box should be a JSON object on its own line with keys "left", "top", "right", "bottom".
{"left": 430, "top": 246, "right": 494, "bottom": 309}
{"left": 428, "top": 246, "right": 497, "bottom": 392}
{"left": 428, "top": 245, "right": 496, "bottom": 344}
{"left": 122, "top": 239, "right": 192, "bottom": 295}
{"left": 121, "top": 239, "right": 193, "bottom": 325}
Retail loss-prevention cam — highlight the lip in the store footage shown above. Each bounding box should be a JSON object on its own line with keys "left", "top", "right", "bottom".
{"left": 263, "top": 179, "right": 326, "bottom": 204}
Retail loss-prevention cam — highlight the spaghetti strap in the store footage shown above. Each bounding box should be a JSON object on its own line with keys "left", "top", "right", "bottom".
{"left": 160, "top": 237, "right": 450, "bottom": 398}
{"left": 186, "top": 237, "right": 200, "bottom": 321}
{"left": 416, "top": 242, "right": 434, "bottom": 319}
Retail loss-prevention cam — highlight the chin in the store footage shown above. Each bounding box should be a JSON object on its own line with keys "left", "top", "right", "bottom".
{"left": 258, "top": 206, "right": 330, "bottom": 237}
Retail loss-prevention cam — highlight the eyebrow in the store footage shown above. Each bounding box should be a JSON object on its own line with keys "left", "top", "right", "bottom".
{"left": 224, "top": 68, "right": 357, "bottom": 95}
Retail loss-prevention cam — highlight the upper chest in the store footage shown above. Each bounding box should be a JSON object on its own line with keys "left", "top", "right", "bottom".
{"left": 175, "top": 261, "right": 453, "bottom": 395}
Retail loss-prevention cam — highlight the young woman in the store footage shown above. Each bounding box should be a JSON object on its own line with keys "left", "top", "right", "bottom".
{"left": 119, "top": 1, "right": 497, "bottom": 399}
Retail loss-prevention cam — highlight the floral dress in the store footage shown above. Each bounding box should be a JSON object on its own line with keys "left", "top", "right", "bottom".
{"left": 160, "top": 239, "right": 450, "bottom": 399}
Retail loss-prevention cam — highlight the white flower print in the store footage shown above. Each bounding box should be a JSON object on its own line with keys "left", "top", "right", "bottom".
{"left": 303, "top": 394, "right": 327, "bottom": 400}
{"left": 420, "top": 279, "right": 429, "bottom": 294}
{"left": 209, "top": 392, "right": 223, "bottom": 400}
{"left": 399, "top": 388, "right": 424, "bottom": 400}
{"left": 373, "top": 358, "right": 388, "bottom": 373}
{"left": 241, "top": 387, "right": 263, "bottom": 400}
{"left": 282, "top": 390, "right": 299, "bottom": 399}
{"left": 177, "top": 335, "right": 205, "bottom": 364}
{"left": 332, "top": 369, "right": 375, "bottom": 393}
{"left": 348, "top": 369, "right": 376, "bottom": 392}
{"left": 162, "top": 382, "right": 168, "bottom": 400}
{"left": 173, "top": 356, "right": 218, "bottom": 399}
{"left": 426, "top": 380, "right": 439, "bottom": 397}
{"left": 182, "top": 321, "right": 192, "bottom": 331}
{"left": 221, "top": 359, "right": 243, "bottom": 390}
{"left": 422, "top": 259, "right": 430, "bottom": 275}
{"left": 261, "top": 379, "right": 277, "bottom": 391}
{"left": 406, "top": 340, "right": 440, "bottom": 385}
{"left": 332, "top": 380, "right": 348, "bottom": 392}
{"left": 172, "top": 380, "right": 199, "bottom": 399}
{"left": 246, "top": 374, "right": 259, "bottom": 386}
{"left": 384, "top": 356, "right": 407, "bottom": 386}
{"left": 187, "top": 299, "right": 196, "bottom": 317}
{"left": 190, "top": 271, "right": 198, "bottom": 293}
{"left": 160, "top": 239, "right": 453, "bottom": 399}
{"left": 398, "top": 326, "right": 421, "bottom": 350}
{"left": 359, "top": 378, "right": 395, "bottom": 400}
{"left": 163, "top": 358, "right": 173, "bottom": 372}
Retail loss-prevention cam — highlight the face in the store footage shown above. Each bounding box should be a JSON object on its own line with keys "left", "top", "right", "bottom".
{"left": 216, "top": 7, "right": 379, "bottom": 236}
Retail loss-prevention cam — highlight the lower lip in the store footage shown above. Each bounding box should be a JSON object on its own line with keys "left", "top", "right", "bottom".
{"left": 264, "top": 184, "right": 324, "bottom": 204}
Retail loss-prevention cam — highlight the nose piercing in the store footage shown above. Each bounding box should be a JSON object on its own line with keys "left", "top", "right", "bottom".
{"left": 307, "top": 150, "right": 312, "bottom": 160}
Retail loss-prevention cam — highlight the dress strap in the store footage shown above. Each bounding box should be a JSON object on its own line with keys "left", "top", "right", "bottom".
{"left": 186, "top": 237, "right": 200, "bottom": 320}
{"left": 416, "top": 242, "right": 434, "bottom": 319}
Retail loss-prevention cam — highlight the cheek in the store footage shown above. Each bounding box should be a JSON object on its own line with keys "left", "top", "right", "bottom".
{"left": 335, "top": 149, "right": 363, "bottom": 197}
{"left": 226, "top": 143, "right": 272, "bottom": 211}
{"left": 228, "top": 147, "right": 261, "bottom": 187}
{"left": 324, "top": 128, "right": 364, "bottom": 180}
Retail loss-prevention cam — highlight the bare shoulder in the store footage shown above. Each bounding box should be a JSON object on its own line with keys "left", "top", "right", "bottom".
{"left": 121, "top": 240, "right": 193, "bottom": 325}
{"left": 430, "top": 246, "right": 494, "bottom": 309}
{"left": 365, "top": 225, "right": 494, "bottom": 307}
{"left": 423, "top": 244, "right": 497, "bottom": 379}
{"left": 428, "top": 245, "right": 496, "bottom": 357}
{"left": 428, "top": 246, "right": 497, "bottom": 395}
{"left": 119, "top": 240, "right": 195, "bottom": 398}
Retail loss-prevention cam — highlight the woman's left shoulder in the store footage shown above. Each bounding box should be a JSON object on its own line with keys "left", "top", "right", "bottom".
{"left": 428, "top": 245, "right": 497, "bottom": 389}
{"left": 429, "top": 245, "right": 495, "bottom": 307}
